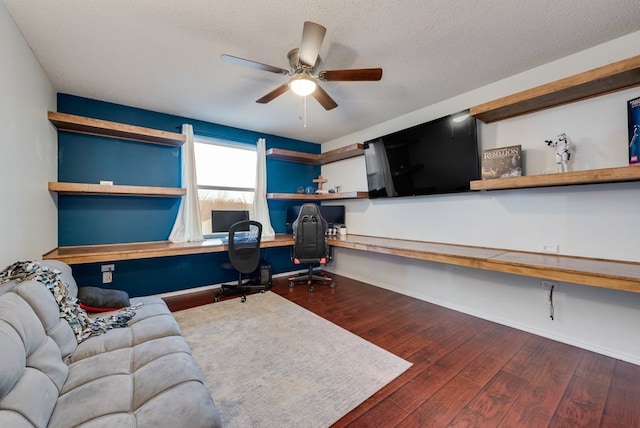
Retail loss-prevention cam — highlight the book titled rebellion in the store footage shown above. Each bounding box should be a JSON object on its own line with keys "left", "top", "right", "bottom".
{"left": 629, "top": 96, "right": 640, "bottom": 166}
{"left": 481, "top": 145, "right": 522, "bottom": 180}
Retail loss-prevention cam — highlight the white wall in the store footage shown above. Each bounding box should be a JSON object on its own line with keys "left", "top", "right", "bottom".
{"left": 322, "top": 31, "right": 640, "bottom": 364}
{"left": 0, "top": 2, "right": 57, "bottom": 268}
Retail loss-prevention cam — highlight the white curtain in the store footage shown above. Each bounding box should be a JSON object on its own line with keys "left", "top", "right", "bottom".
{"left": 251, "top": 138, "right": 275, "bottom": 238}
{"left": 168, "top": 124, "right": 203, "bottom": 243}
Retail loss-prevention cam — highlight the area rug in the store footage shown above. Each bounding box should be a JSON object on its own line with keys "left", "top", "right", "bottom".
{"left": 173, "top": 291, "right": 412, "bottom": 428}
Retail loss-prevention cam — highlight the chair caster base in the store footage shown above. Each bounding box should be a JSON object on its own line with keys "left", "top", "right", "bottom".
{"left": 288, "top": 273, "right": 334, "bottom": 292}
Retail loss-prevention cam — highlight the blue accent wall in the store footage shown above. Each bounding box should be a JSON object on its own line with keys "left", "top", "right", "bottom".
{"left": 57, "top": 94, "right": 320, "bottom": 296}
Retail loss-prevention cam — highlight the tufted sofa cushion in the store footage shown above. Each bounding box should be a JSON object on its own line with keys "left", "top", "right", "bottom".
{"left": 0, "top": 260, "right": 221, "bottom": 428}
{"left": 48, "top": 334, "right": 218, "bottom": 427}
{"left": 69, "top": 296, "right": 182, "bottom": 363}
{"left": 0, "top": 290, "right": 68, "bottom": 427}
{"left": 13, "top": 280, "right": 78, "bottom": 360}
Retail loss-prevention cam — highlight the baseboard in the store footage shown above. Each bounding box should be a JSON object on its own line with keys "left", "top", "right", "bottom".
{"left": 155, "top": 270, "right": 304, "bottom": 299}
{"left": 157, "top": 284, "right": 220, "bottom": 299}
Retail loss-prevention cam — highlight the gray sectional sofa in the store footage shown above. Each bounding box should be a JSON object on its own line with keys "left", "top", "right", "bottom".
{"left": 0, "top": 260, "right": 221, "bottom": 427}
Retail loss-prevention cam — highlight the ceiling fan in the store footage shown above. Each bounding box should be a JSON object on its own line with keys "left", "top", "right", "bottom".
{"left": 221, "top": 21, "right": 383, "bottom": 111}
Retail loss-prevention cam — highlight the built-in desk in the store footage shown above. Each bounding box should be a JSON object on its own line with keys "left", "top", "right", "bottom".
{"left": 326, "top": 234, "right": 640, "bottom": 293}
{"left": 42, "top": 234, "right": 295, "bottom": 265}
{"left": 43, "top": 234, "right": 640, "bottom": 293}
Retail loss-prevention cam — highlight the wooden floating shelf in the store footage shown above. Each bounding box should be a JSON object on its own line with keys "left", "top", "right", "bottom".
{"left": 48, "top": 111, "right": 186, "bottom": 147}
{"left": 266, "top": 191, "right": 368, "bottom": 200}
{"left": 470, "top": 165, "right": 640, "bottom": 191}
{"left": 48, "top": 182, "right": 186, "bottom": 197}
{"left": 470, "top": 55, "right": 640, "bottom": 123}
{"left": 266, "top": 143, "right": 364, "bottom": 165}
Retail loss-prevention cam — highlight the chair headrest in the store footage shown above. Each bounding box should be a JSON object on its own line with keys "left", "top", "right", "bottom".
{"left": 297, "top": 203, "right": 322, "bottom": 219}
{"left": 292, "top": 203, "right": 327, "bottom": 232}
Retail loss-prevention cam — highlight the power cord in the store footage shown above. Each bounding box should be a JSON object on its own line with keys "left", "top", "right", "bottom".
{"left": 549, "top": 284, "right": 555, "bottom": 320}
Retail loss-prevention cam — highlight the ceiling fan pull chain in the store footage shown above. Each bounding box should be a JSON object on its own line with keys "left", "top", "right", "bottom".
{"left": 298, "top": 95, "right": 308, "bottom": 128}
{"left": 304, "top": 96, "right": 308, "bottom": 128}
{"left": 298, "top": 96, "right": 303, "bottom": 122}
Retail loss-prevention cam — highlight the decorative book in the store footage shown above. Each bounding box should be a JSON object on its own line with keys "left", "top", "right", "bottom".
{"left": 481, "top": 145, "right": 522, "bottom": 179}
{"left": 628, "top": 96, "right": 640, "bottom": 166}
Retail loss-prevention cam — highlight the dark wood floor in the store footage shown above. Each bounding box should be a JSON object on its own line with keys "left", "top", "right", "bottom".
{"left": 163, "top": 274, "right": 640, "bottom": 428}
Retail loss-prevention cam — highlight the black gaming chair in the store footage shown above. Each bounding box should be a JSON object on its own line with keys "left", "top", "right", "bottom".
{"left": 215, "top": 220, "right": 264, "bottom": 303}
{"left": 288, "top": 203, "right": 334, "bottom": 291}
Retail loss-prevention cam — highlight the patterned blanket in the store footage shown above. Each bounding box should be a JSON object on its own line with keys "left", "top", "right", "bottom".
{"left": 0, "top": 261, "right": 141, "bottom": 343}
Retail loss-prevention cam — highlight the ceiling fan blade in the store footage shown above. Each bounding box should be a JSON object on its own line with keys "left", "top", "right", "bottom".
{"left": 221, "top": 54, "right": 289, "bottom": 75}
{"left": 256, "top": 83, "right": 290, "bottom": 104}
{"left": 299, "top": 21, "right": 326, "bottom": 67}
{"left": 319, "top": 68, "right": 383, "bottom": 81}
{"left": 311, "top": 84, "right": 338, "bottom": 110}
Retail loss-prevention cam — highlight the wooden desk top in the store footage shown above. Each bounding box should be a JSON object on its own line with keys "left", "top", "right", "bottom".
{"left": 327, "top": 234, "right": 640, "bottom": 293}
{"left": 43, "top": 234, "right": 295, "bottom": 265}
{"left": 327, "top": 234, "right": 506, "bottom": 267}
{"left": 488, "top": 251, "right": 640, "bottom": 292}
{"left": 43, "top": 233, "right": 640, "bottom": 293}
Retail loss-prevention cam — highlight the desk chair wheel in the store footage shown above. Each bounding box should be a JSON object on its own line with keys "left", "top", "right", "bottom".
{"left": 308, "top": 285, "right": 314, "bottom": 292}
{"left": 330, "top": 282, "right": 335, "bottom": 288}
{"left": 288, "top": 281, "right": 294, "bottom": 288}
{"left": 214, "top": 296, "right": 220, "bottom": 303}
{"left": 241, "top": 295, "right": 247, "bottom": 303}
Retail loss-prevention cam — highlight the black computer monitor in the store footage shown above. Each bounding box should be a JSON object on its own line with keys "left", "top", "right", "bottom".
{"left": 319, "top": 205, "right": 346, "bottom": 226}
{"left": 211, "top": 210, "right": 249, "bottom": 233}
{"left": 286, "top": 205, "right": 345, "bottom": 233}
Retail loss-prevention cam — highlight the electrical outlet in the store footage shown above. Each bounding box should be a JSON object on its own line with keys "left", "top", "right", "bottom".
{"left": 541, "top": 244, "right": 559, "bottom": 253}
{"left": 102, "top": 272, "right": 112, "bottom": 284}
{"left": 101, "top": 264, "right": 115, "bottom": 272}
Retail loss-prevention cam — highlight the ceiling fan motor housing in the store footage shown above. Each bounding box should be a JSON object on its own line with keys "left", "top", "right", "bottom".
{"left": 287, "top": 48, "right": 320, "bottom": 73}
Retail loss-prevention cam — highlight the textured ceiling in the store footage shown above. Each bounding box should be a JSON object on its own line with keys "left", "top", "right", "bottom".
{"left": 4, "top": 0, "right": 640, "bottom": 143}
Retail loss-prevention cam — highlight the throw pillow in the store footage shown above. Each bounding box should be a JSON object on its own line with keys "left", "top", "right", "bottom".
{"left": 78, "top": 286, "right": 130, "bottom": 312}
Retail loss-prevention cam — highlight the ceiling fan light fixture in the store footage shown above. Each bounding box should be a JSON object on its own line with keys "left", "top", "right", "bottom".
{"left": 289, "top": 74, "right": 317, "bottom": 97}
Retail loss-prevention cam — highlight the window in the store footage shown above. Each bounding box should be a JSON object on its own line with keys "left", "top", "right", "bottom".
{"left": 194, "top": 136, "right": 256, "bottom": 235}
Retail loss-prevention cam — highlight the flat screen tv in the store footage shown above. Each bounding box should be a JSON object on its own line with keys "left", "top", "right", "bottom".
{"left": 364, "top": 112, "right": 479, "bottom": 198}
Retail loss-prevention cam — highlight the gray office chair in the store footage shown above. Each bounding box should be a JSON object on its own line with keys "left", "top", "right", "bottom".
{"left": 288, "top": 203, "right": 334, "bottom": 291}
{"left": 215, "top": 220, "right": 264, "bottom": 302}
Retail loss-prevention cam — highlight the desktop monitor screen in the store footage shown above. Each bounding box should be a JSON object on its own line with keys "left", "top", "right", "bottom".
{"left": 318, "top": 205, "right": 346, "bottom": 226}
{"left": 286, "top": 205, "right": 346, "bottom": 233}
{"left": 211, "top": 210, "right": 249, "bottom": 233}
